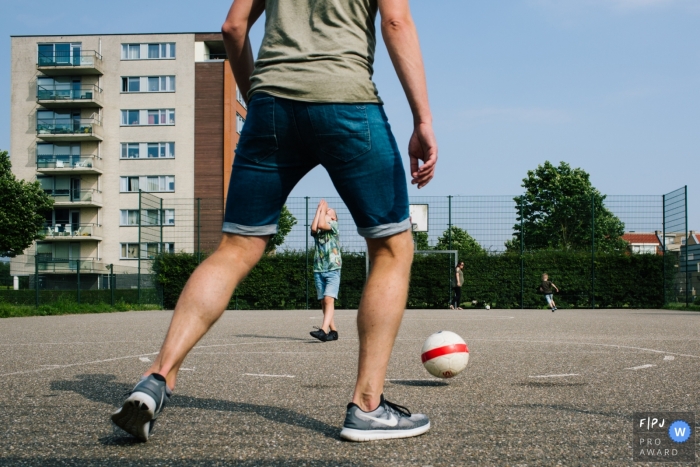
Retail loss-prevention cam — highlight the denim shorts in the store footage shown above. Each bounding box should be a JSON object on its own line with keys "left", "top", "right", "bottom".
{"left": 314, "top": 270, "right": 341, "bottom": 300}
{"left": 544, "top": 294, "right": 553, "bottom": 303}
{"left": 223, "top": 93, "right": 410, "bottom": 238}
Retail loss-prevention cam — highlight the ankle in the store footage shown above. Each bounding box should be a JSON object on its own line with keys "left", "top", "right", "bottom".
{"left": 352, "top": 394, "right": 381, "bottom": 412}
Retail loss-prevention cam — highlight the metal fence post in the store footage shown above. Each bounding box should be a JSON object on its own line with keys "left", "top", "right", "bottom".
{"left": 76, "top": 259, "right": 81, "bottom": 305}
{"left": 662, "top": 194, "right": 666, "bottom": 306}
{"left": 520, "top": 196, "right": 524, "bottom": 309}
{"left": 34, "top": 256, "right": 39, "bottom": 308}
{"left": 109, "top": 264, "right": 114, "bottom": 306}
{"left": 448, "top": 196, "right": 453, "bottom": 250}
{"left": 305, "top": 196, "right": 310, "bottom": 310}
{"left": 138, "top": 189, "right": 142, "bottom": 305}
{"left": 591, "top": 194, "right": 596, "bottom": 308}
{"left": 448, "top": 196, "right": 453, "bottom": 302}
{"left": 684, "top": 185, "right": 689, "bottom": 307}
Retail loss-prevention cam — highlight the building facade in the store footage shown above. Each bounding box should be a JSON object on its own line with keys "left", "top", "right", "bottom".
{"left": 10, "top": 33, "right": 246, "bottom": 282}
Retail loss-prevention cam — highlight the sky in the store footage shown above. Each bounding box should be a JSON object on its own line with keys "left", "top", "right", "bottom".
{"left": 1, "top": 0, "right": 698, "bottom": 228}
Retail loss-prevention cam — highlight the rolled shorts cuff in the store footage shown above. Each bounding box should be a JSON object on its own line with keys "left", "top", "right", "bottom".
{"left": 222, "top": 222, "right": 278, "bottom": 236}
{"left": 357, "top": 218, "right": 412, "bottom": 239}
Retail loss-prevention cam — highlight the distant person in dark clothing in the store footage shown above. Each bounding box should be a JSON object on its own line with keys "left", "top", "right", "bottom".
{"left": 539, "top": 273, "right": 559, "bottom": 312}
{"left": 450, "top": 261, "right": 465, "bottom": 309}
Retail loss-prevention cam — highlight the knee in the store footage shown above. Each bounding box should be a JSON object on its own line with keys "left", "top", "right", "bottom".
{"left": 367, "top": 230, "right": 414, "bottom": 264}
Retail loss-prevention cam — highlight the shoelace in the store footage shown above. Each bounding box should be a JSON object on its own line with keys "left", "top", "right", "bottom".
{"left": 383, "top": 399, "right": 412, "bottom": 417}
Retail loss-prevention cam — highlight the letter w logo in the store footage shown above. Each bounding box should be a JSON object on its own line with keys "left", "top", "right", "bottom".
{"left": 674, "top": 427, "right": 687, "bottom": 437}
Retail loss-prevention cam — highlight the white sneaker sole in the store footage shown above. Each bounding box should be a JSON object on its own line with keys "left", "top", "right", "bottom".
{"left": 340, "top": 422, "right": 430, "bottom": 442}
{"left": 111, "top": 392, "right": 157, "bottom": 442}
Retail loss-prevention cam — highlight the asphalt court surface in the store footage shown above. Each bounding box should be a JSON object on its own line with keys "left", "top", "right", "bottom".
{"left": 0, "top": 308, "right": 698, "bottom": 466}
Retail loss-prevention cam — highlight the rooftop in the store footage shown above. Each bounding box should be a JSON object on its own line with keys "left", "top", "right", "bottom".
{"left": 11, "top": 32, "right": 221, "bottom": 38}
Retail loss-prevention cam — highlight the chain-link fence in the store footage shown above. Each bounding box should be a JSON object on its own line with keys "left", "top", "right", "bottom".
{"left": 2, "top": 187, "right": 691, "bottom": 309}
{"left": 147, "top": 186, "right": 689, "bottom": 309}
{"left": 0, "top": 255, "right": 160, "bottom": 307}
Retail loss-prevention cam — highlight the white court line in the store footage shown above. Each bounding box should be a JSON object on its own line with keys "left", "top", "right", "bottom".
{"left": 0, "top": 340, "right": 301, "bottom": 378}
{"left": 625, "top": 364, "right": 655, "bottom": 371}
{"left": 138, "top": 357, "right": 151, "bottom": 363}
{"left": 466, "top": 338, "right": 700, "bottom": 360}
{"left": 529, "top": 373, "right": 580, "bottom": 378}
{"left": 243, "top": 373, "right": 295, "bottom": 378}
{"left": 664, "top": 355, "right": 675, "bottom": 361}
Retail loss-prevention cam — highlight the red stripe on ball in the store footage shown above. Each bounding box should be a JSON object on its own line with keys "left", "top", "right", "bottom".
{"left": 421, "top": 343, "right": 469, "bottom": 363}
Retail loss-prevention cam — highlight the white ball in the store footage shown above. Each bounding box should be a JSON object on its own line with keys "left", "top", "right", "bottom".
{"left": 485, "top": 305, "right": 490, "bottom": 310}
{"left": 421, "top": 331, "right": 469, "bottom": 379}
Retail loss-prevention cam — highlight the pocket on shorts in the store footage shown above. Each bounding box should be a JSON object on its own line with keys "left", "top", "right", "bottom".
{"left": 308, "top": 104, "right": 371, "bottom": 162}
{"left": 235, "top": 96, "right": 278, "bottom": 164}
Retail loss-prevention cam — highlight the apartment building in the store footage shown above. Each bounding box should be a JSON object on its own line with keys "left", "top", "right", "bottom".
{"left": 9, "top": 33, "right": 247, "bottom": 283}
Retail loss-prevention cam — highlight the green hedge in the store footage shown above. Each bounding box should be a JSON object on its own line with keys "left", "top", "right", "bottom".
{"left": 0, "top": 289, "right": 159, "bottom": 306}
{"left": 152, "top": 250, "right": 665, "bottom": 310}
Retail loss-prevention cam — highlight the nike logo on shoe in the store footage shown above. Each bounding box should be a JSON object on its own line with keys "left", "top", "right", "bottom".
{"left": 357, "top": 412, "right": 399, "bottom": 427}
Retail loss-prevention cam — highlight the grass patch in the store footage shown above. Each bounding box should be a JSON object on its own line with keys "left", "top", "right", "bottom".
{"left": 0, "top": 299, "right": 161, "bottom": 318}
{"left": 662, "top": 303, "right": 700, "bottom": 312}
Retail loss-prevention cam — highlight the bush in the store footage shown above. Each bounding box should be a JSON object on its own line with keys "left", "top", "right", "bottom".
{"left": 152, "top": 250, "right": 666, "bottom": 310}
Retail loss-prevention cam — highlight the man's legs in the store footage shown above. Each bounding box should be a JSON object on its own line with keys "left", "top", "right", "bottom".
{"left": 351, "top": 229, "right": 413, "bottom": 412}
{"left": 145, "top": 233, "right": 267, "bottom": 389}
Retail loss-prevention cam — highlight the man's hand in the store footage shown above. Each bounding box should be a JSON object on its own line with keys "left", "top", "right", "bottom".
{"left": 409, "top": 122, "right": 437, "bottom": 189}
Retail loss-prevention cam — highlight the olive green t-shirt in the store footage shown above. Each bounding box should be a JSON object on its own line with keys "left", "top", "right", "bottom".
{"left": 249, "top": 0, "right": 382, "bottom": 103}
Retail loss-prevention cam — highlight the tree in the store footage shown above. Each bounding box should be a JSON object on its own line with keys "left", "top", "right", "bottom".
{"left": 266, "top": 205, "right": 297, "bottom": 253}
{"left": 412, "top": 231, "right": 430, "bottom": 250}
{"left": 435, "top": 226, "right": 484, "bottom": 255}
{"left": 0, "top": 151, "right": 54, "bottom": 257}
{"left": 507, "top": 161, "right": 627, "bottom": 253}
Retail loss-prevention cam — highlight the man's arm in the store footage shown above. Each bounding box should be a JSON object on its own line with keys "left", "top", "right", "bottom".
{"left": 378, "top": 0, "right": 437, "bottom": 189}
{"left": 221, "top": 0, "right": 266, "bottom": 102}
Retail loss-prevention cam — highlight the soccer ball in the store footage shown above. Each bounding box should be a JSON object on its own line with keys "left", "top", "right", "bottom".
{"left": 421, "top": 331, "right": 469, "bottom": 379}
{"left": 485, "top": 305, "right": 490, "bottom": 310}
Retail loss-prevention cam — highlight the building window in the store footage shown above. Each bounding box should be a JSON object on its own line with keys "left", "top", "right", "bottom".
{"left": 120, "top": 242, "right": 175, "bottom": 259}
{"left": 37, "top": 109, "right": 82, "bottom": 133}
{"left": 236, "top": 113, "right": 245, "bottom": 134}
{"left": 120, "top": 176, "right": 175, "bottom": 193}
{"left": 38, "top": 42, "right": 81, "bottom": 65}
{"left": 120, "top": 209, "right": 176, "bottom": 226}
{"left": 121, "top": 43, "right": 176, "bottom": 60}
{"left": 120, "top": 142, "right": 175, "bottom": 159}
{"left": 120, "top": 209, "right": 175, "bottom": 226}
{"left": 236, "top": 86, "right": 247, "bottom": 109}
{"left": 121, "top": 109, "right": 175, "bottom": 126}
{"left": 121, "top": 76, "right": 175, "bottom": 93}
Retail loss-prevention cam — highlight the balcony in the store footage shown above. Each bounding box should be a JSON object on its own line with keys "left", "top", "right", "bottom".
{"left": 37, "top": 50, "right": 103, "bottom": 76}
{"left": 37, "top": 155, "right": 102, "bottom": 174}
{"left": 37, "top": 84, "right": 103, "bottom": 108}
{"left": 42, "top": 223, "right": 103, "bottom": 241}
{"left": 37, "top": 118, "right": 103, "bottom": 142}
{"left": 48, "top": 189, "right": 102, "bottom": 207}
{"left": 36, "top": 257, "right": 101, "bottom": 273}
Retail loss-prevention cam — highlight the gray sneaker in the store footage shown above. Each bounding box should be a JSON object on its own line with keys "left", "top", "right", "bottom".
{"left": 340, "top": 395, "right": 430, "bottom": 441}
{"left": 111, "top": 374, "right": 171, "bottom": 441}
